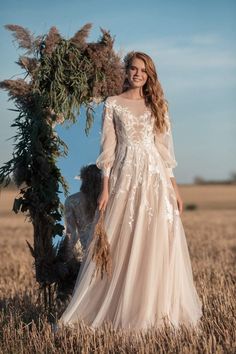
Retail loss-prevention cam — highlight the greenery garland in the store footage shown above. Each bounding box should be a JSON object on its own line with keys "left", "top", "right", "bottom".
{"left": 0, "top": 24, "right": 124, "bottom": 310}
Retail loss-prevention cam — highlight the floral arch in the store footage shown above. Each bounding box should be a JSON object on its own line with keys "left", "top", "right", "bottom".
{"left": 0, "top": 24, "right": 124, "bottom": 313}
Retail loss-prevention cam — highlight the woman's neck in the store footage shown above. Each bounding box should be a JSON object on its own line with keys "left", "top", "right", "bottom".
{"left": 123, "top": 88, "right": 144, "bottom": 100}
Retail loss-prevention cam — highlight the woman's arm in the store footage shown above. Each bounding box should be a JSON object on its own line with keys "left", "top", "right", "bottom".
{"left": 96, "top": 98, "right": 117, "bottom": 211}
{"left": 64, "top": 198, "right": 79, "bottom": 246}
{"left": 154, "top": 109, "right": 183, "bottom": 214}
{"left": 154, "top": 111, "right": 177, "bottom": 179}
{"left": 170, "top": 177, "right": 183, "bottom": 214}
{"left": 98, "top": 176, "right": 109, "bottom": 211}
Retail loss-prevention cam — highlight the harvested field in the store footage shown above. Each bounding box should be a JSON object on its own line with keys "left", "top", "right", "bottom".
{"left": 0, "top": 185, "right": 235, "bottom": 353}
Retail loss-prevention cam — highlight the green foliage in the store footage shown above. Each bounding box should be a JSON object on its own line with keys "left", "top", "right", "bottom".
{"left": 0, "top": 23, "right": 124, "bottom": 287}
{"left": 35, "top": 40, "right": 91, "bottom": 122}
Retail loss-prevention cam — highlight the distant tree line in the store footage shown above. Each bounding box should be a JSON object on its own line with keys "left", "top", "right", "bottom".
{"left": 194, "top": 172, "right": 236, "bottom": 185}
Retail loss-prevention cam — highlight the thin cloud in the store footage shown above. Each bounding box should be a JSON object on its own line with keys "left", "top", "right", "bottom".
{"left": 118, "top": 34, "right": 236, "bottom": 70}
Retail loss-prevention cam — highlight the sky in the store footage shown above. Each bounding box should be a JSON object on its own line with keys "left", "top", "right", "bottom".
{"left": 0, "top": 0, "right": 236, "bottom": 196}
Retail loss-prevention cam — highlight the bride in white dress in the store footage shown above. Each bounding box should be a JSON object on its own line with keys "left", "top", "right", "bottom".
{"left": 59, "top": 51, "right": 202, "bottom": 331}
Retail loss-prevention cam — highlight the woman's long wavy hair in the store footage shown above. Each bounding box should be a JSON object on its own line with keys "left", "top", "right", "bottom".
{"left": 80, "top": 164, "right": 102, "bottom": 220}
{"left": 122, "top": 51, "right": 169, "bottom": 133}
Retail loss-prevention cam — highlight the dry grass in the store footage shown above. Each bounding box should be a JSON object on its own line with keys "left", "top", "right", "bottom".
{"left": 0, "top": 186, "right": 235, "bottom": 353}
{"left": 180, "top": 184, "right": 236, "bottom": 210}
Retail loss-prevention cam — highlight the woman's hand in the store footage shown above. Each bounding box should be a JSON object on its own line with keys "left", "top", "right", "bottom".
{"left": 98, "top": 188, "right": 109, "bottom": 211}
{"left": 170, "top": 177, "right": 184, "bottom": 215}
{"left": 176, "top": 192, "right": 183, "bottom": 215}
{"left": 98, "top": 176, "right": 110, "bottom": 211}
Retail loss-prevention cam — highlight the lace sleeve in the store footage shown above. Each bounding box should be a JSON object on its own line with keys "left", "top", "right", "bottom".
{"left": 96, "top": 97, "right": 117, "bottom": 177}
{"left": 64, "top": 197, "right": 79, "bottom": 247}
{"left": 154, "top": 110, "right": 177, "bottom": 178}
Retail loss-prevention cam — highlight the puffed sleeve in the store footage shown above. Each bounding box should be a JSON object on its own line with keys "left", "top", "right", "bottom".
{"left": 96, "top": 97, "right": 117, "bottom": 177}
{"left": 154, "top": 110, "right": 177, "bottom": 178}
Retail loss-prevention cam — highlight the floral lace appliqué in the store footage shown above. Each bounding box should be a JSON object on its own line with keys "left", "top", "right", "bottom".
{"left": 97, "top": 97, "right": 179, "bottom": 230}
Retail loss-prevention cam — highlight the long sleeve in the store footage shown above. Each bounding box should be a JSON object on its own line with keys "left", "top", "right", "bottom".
{"left": 154, "top": 110, "right": 177, "bottom": 178}
{"left": 96, "top": 98, "right": 117, "bottom": 177}
{"left": 64, "top": 197, "right": 79, "bottom": 248}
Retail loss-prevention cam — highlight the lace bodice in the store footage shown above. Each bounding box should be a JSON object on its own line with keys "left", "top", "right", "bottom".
{"left": 96, "top": 95, "right": 177, "bottom": 178}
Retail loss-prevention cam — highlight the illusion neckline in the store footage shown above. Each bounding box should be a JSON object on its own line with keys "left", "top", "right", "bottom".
{"left": 117, "top": 95, "right": 145, "bottom": 102}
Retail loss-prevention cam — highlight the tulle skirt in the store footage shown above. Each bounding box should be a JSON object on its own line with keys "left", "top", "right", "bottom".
{"left": 59, "top": 144, "right": 202, "bottom": 331}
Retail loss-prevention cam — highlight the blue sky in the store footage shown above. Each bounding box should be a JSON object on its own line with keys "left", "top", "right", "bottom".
{"left": 0, "top": 0, "right": 235, "bottom": 195}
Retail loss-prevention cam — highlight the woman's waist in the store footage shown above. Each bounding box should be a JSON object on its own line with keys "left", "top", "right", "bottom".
{"left": 117, "top": 138, "right": 156, "bottom": 149}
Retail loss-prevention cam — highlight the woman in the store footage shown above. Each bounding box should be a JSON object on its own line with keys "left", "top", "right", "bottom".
{"left": 64, "top": 164, "right": 102, "bottom": 257}
{"left": 55, "top": 164, "right": 102, "bottom": 302}
{"left": 59, "top": 51, "right": 202, "bottom": 331}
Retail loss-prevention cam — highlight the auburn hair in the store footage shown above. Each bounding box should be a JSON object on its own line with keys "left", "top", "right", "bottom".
{"left": 122, "top": 51, "right": 169, "bottom": 133}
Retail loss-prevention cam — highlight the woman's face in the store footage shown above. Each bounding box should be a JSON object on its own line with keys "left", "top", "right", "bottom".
{"left": 126, "top": 57, "right": 148, "bottom": 88}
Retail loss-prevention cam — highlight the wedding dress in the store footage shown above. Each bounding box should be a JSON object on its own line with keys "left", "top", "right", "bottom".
{"left": 59, "top": 95, "right": 202, "bottom": 331}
